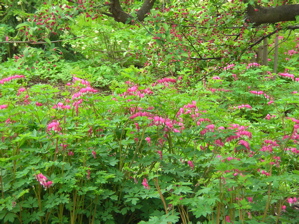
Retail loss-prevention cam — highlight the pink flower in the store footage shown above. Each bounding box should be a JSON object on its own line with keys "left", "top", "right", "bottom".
{"left": 247, "top": 197, "right": 253, "bottom": 203}
{"left": 145, "top": 137, "right": 151, "bottom": 144}
{"left": 87, "top": 170, "right": 91, "bottom": 180}
{"left": 68, "top": 151, "right": 74, "bottom": 156}
{"left": 35, "top": 173, "right": 53, "bottom": 189}
{"left": 187, "top": 160, "right": 195, "bottom": 169}
{"left": 265, "top": 114, "right": 272, "bottom": 120}
{"left": 281, "top": 205, "right": 287, "bottom": 211}
{"left": 36, "top": 173, "right": 47, "bottom": 184}
{"left": 215, "top": 139, "right": 224, "bottom": 147}
{"left": 92, "top": 150, "right": 96, "bottom": 158}
{"left": 260, "top": 170, "right": 270, "bottom": 176}
{"left": 267, "top": 100, "right": 274, "bottom": 105}
{"left": 35, "top": 102, "right": 43, "bottom": 106}
{"left": 142, "top": 178, "right": 150, "bottom": 189}
{"left": 157, "top": 150, "right": 162, "bottom": 159}
{"left": 287, "top": 197, "right": 294, "bottom": 205}
{"left": 225, "top": 215, "right": 231, "bottom": 223}
{"left": 43, "top": 181, "right": 53, "bottom": 189}
{"left": 232, "top": 74, "right": 238, "bottom": 80}
{"left": 17, "top": 87, "right": 26, "bottom": 96}
{"left": 0, "top": 104, "right": 8, "bottom": 110}
{"left": 239, "top": 140, "right": 250, "bottom": 150}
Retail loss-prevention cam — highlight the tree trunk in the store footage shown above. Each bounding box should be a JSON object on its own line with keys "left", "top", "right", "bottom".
{"left": 109, "top": 0, "right": 156, "bottom": 24}
{"left": 246, "top": 4, "right": 299, "bottom": 25}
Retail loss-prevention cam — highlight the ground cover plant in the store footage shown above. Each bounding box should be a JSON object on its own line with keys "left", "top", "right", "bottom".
{"left": 1, "top": 0, "right": 299, "bottom": 223}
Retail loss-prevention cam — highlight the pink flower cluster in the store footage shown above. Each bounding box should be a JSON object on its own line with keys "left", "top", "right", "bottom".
{"left": 249, "top": 90, "right": 264, "bottom": 95}
{"left": 249, "top": 91, "right": 273, "bottom": 103}
{"left": 35, "top": 173, "right": 53, "bottom": 189}
{"left": 72, "top": 87, "right": 98, "bottom": 99}
{"left": 283, "top": 118, "right": 299, "bottom": 143}
{"left": 225, "top": 157, "right": 240, "bottom": 162}
{"left": 152, "top": 77, "right": 176, "bottom": 86}
{"left": 47, "top": 120, "right": 61, "bottom": 132}
{"left": 120, "top": 85, "right": 153, "bottom": 98}
{"left": 286, "top": 49, "right": 297, "bottom": 56}
{"left": 0, "top": 75, "right": 25, "bottom": 84}
{"left": 265, "top": 114, "right": 276, "bottom": 120}
{"left": 148, "top": 115, "right": 182, "bottom": 133}
{"left": 69, "top": 76, "right": 98, "bottom": 100}
{"left": 279, "top": 73, "right": 295, "bottom": 80}
{"left": 73, "top": 76, "right": 90, "bottom": 86}
{"left": 260, "top": 139, "right": 279, "bottom": 153}
{"left": 259, "top": 170, "right": 271, "bottom": 176}
{"left": 176, "top": 101, "right": 201, "bottom": 119}
{"left": 209, "top": 88, "right": 231, "bottom": 93}
{"left": 200, "top": 124, "right": 215, "bottom": 135}
{"left": 270, "top": 156, "right": 281, "bottom": 166}
{"left": 234, "top": 104, "right": 252, "bottom": 109}
{"left": 246, "top": 62, "right": 260, "bottom": 69}
{"left": 226, "top": 124, "right": 252, "bottom": 142}
{"left": 129, "top": 111, "right": 154, "bottom": 119}
{"left": 285, "top": 148, "right": 299, "bottom": 154}
{"left": 52, "top": 102, "right": 71, "bottom": 109}
{"left": 130, "top": 110, "right": 183, "bottom": 133}
{"left": 223, "top": 63, "right": 235, "bottom": 70}
{"left": 287, "top": 197, "right": 299, "bottom": 205}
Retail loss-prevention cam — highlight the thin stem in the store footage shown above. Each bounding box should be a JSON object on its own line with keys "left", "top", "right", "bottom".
{"left": 154, "top": 177, "right": 168, "bottom": 214}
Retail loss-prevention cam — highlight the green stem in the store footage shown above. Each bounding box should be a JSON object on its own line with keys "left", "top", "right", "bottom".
{"left": 154, "top": 177, "right": 168, "bottom": 214}
{"left": 262, "top": 183, "right": 272, "bottom": 222}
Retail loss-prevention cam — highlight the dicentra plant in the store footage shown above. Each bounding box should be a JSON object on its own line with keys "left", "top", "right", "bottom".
{"left": 1, "top": 36, "right": 299, "bottom": 223}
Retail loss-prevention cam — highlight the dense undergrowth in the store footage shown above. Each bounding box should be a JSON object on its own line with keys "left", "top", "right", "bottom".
{"left": 1, "top": 0, "right": 299, "bottom": 223}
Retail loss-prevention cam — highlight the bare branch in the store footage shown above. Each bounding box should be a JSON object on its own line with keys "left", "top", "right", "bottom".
{"left": 0, "top": 36, "right": 85, "bottom": 45}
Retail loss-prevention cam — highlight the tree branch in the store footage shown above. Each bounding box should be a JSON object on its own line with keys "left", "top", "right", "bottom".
{"left": 246, "top": 4, "right": 299, "bottom": 25}
{"left": 248, "top": 30, "right": 278, "bottom": 49}
{"left": 108, "top": 0, "right": 156, "bottom": 24}
{"left": 0, "top": 36, "right": 85, "bottom": 45}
